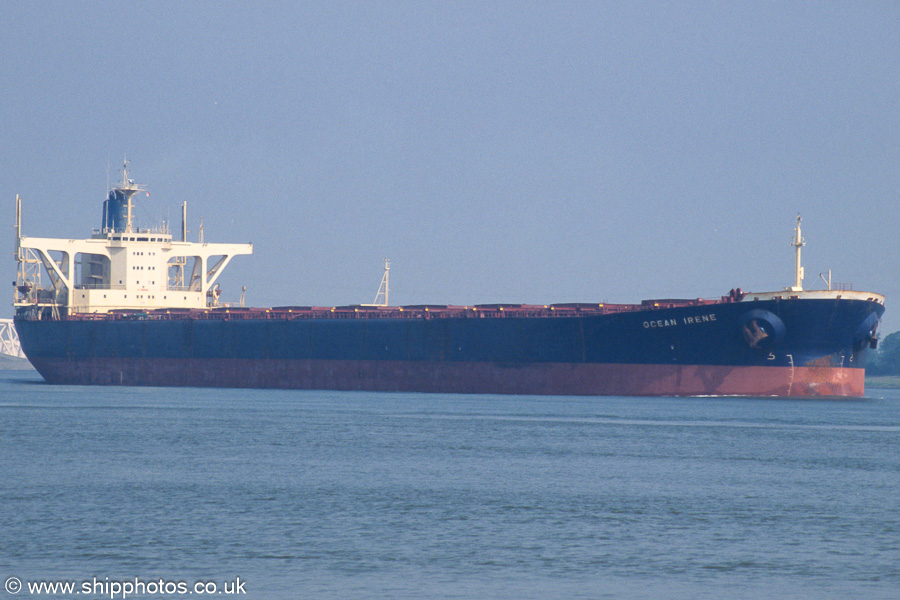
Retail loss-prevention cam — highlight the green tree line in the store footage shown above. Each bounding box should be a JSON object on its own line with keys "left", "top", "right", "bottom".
{"left": 867, "top": 331, "right": 900, "bottom": 375}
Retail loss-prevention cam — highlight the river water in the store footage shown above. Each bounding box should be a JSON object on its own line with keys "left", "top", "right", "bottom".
{"left": 1, "top": 371, "right": 898, "bottom": 599}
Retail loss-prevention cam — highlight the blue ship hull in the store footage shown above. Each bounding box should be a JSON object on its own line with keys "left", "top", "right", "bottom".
{"left": 14, "top": 294, "right": 884, "bottom": 397}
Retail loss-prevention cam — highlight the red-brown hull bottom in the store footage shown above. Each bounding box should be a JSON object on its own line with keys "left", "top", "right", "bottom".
{"left": 29, "top": 358, "right": 865, "bottom": 397}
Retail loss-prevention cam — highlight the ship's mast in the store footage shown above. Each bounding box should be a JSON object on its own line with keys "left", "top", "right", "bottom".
{"left": 169, "top": 201, "right": 189, "bottom": 289}
{"left": 13, "top": 195, "right": 44, "bottom": 306}
{"left": 14, "top": 194, "right": 22, "bottom": 303}
{"left": 372, "top": 259, "right": 390, "bottom": 306}
{"left": 788, "top": 214, "right": 805, "bottom": 292}
{"left": 14, "top": 194, "right": 21, "bottom": 262}
{"left": 123, "top": 160, "right": 133, "bottom": 232}
{"left": 103, "top": 158, "right": 147, "bottom": 234}
{"left": 181, "top": 202, "right": 188, "bottom": 242}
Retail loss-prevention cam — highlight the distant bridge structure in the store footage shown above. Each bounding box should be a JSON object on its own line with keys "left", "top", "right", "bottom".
{"left": 0, "top": 318, "right": 25, "bottom": 358}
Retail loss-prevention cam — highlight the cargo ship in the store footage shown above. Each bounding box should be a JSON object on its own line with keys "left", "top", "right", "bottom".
{"left": 12, "top": 164, "right": 885, "bottom": 396}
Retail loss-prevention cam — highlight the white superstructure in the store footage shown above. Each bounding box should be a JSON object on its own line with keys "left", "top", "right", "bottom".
{"left": 14, "top": 163, "right": 252, "bottom": 315}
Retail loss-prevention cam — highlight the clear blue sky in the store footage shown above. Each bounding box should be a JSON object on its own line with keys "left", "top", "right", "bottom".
{"left": 2, "top": 2, "right": 898, "bottom": 330}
